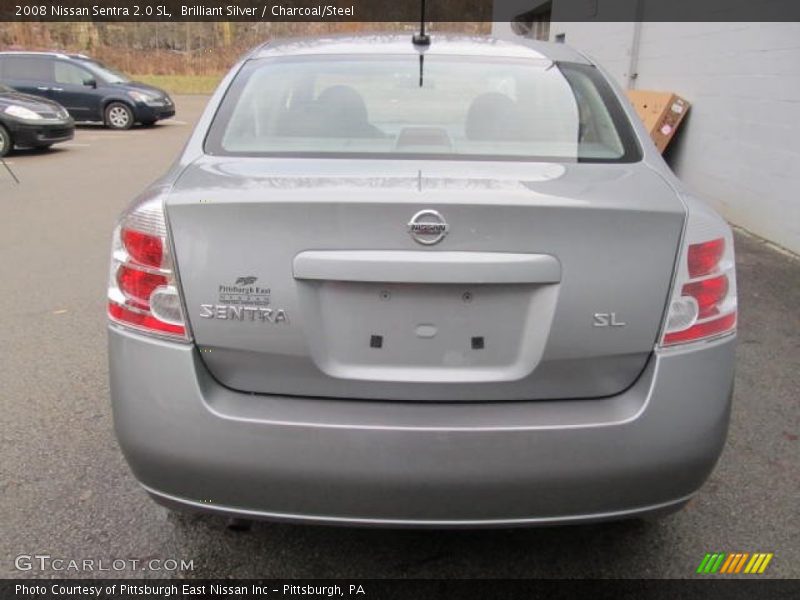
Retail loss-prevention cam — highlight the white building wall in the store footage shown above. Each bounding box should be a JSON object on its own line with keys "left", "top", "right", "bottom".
{"left": 494, "top": 18, "right": 800, "bottom": 253}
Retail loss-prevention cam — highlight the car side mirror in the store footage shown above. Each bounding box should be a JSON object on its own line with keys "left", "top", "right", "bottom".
{"left": 83, "top": 78, "right": 97, "bottom": 89}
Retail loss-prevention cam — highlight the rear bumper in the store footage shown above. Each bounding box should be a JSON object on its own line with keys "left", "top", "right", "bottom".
{"left": 109, "top": 326, "right": 735, "bottom": 527}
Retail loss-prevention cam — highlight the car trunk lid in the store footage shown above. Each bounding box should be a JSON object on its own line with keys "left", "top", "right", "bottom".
{"left": 166, "top": 157, "right": 683, "bottom": 401}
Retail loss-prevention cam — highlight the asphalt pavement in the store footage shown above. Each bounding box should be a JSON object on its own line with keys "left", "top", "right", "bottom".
{"left": 0, "top": 96, "right": 798, "bottom": 579}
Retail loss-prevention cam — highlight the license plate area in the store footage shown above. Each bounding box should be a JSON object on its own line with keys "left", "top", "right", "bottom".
{"left": 296, "top": 280, "right": 558, "bottom": 383}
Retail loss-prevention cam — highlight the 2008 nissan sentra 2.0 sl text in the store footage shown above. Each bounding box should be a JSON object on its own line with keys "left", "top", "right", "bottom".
{"left": 107, "top": 34, "right": 737, "bottom": 527}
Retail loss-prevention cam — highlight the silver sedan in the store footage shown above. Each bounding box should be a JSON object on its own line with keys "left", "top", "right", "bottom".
{"left": 107, "top": 34, "right": 737, "bottom": 527}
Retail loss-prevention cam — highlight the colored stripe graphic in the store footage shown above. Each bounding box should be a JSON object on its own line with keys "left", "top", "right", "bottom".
{"left": 751, "top": 554, "right": 766, "bottom": 573}
{"left": 734, "top": 553, "right": 749, "bottom": 573}
{"left": 745, "top": 554, "right": 760, "bottom": 573}
{"left": 698, "top": 553, "right": 727, "bottom": 574}
{"left": 707, "top": 553, "right": 720, "bottom": 574}
{"left": 743, "top": 553, "right": 774, "bottom": 574}
{"left": 720, "top": 554, "right": 737, "bottom": 574}
{"left": 758, "top": 554, "right": 773, "bottom": 573}
{"left": 697, "top": 552, "right": 773, "bottom": 575}
{"left": 697, "top": 554, "right": 712, "bottom": 574}
{"left": 710, "top": 553, "right": 726, "bottom": 573}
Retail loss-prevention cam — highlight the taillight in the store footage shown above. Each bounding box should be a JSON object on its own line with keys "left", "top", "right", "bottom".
{"left": 107, "top": 190, "right": 190, "bottom": 341}
{"left": 122, "top": 227, "right": 163, "bottom": 268}
{"left": 661, "top": 207, "right": 737, "bottom": 347}
{"left": 682, "top": 275, "right": 729, "bottom": 319}
{"left": 117, "top": 265, "right": 168, "bottom": 309}
{"left": 687, "top": 238, "right": 725, "bottom": 278}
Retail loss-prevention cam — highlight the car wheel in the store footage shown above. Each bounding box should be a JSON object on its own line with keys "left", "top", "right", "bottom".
{"left": 0, "top": 125, "right": 12, "bottom": 157}
{"left": 141, "top": 119, "right": 157, "bottom": 127}
{"left": 33, "top": 144, "right": 53, "bottom": 153}
{"left": 105, "top": 102, "right": 134, "bottom": 130}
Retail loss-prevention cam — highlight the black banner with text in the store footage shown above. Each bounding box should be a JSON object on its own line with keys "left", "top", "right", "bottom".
{"left": 2, "top": 0, "right": 800, "bottom": 22}
{"left": 4, "top": 579, "right": 800, "bottom": 600}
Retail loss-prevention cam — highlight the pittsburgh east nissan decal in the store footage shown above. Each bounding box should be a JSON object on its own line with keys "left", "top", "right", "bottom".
{"left": 200, "top": 277, "right": 288, "bottom": 324}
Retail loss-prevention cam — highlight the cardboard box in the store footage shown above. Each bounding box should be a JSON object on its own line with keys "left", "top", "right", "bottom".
{"left": 626, "top": 90, "right": 690, "bottom": 153}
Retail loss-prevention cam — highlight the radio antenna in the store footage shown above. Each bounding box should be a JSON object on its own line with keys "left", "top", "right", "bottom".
{"left": 412, "top": 0, "right": 430, "bottom": 46}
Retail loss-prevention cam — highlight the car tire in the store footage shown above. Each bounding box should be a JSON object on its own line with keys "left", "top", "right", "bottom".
{"left": 141, "top": 119, "right": 157, "bottom": 127}
{"left": 33, "top": 144, "right": 53, "bottom": 153}
{"left": 0, "top": 125, "right": 12, "bottom": 157}
{"left": 105, "top": 102, "right": 134, "bottom": 130}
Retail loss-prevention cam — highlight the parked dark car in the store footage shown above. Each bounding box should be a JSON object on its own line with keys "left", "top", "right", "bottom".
{"left": 0, "top": 52, "right": 175, "bottom": 130}
{"left": 0, "top": 83, "right": 74, "bottom": 156}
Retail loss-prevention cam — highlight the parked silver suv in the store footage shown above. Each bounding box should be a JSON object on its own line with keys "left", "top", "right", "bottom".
{"left": 107, "top": 35, "right": 737, "bottom": 527}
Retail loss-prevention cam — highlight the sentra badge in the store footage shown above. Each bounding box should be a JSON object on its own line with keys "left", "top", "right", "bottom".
{"left": 199, "top": 304, "right": 288, "bottom": 324}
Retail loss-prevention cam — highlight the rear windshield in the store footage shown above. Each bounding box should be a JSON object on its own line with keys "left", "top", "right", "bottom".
{"left": 205, "top": 55, "right": 641, "bottom": 163}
